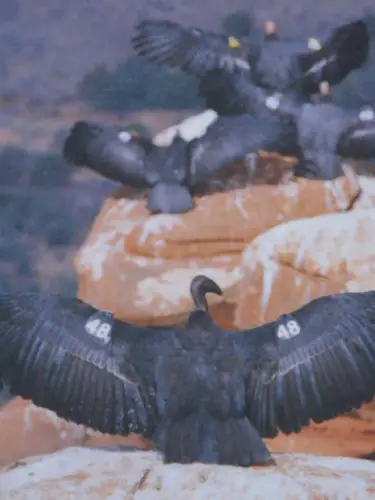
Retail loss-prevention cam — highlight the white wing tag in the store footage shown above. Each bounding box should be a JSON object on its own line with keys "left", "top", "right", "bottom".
{"left": 85, "top": 311, "right": 114, "bottom": 344}
{"left": 276, "top": 315, "right": 301, "bottom": 340}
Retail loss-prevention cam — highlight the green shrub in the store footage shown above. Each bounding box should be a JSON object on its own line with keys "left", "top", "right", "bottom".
{"left": 220, "top": 9, "right": 255, "bottom": 37}
{"left": 0, "top": 0, "right": 18, "bottom": 23}
{"left": 78, "top": 56, "right": 204, "bottom": 111}
{"left": 0, "top": 145, "right": 31, "bottom": 185}
{"left": 29, "top": 154, "right": 71, "bottom": 187}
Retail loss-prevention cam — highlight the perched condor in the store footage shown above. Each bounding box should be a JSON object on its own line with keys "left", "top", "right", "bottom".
{"left": 198, "top": 67, "right": 307, "bottom": 118}
{"left": 264, "top": 87, "right": 375, "bottom": 179}
{"left": 1, "top": 275, "right": 375, "bottom": 466}
{"left": 132, "top": 18, "right": 370, "bottom": 95}
{"left": 62, "top": 117, "right": 297, "bottom": 214}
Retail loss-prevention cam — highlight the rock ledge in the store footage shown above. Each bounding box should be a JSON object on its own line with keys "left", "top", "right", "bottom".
{"left": 2, "top": 447, "right": 375, "bottom": 499}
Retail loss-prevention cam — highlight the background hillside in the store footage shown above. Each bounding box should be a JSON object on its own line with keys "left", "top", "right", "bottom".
{"left": 0, "top": 1, "right": 375, "bottom": 296}
{"left": 1, "top": 0, "right": 375, "bottom": 103}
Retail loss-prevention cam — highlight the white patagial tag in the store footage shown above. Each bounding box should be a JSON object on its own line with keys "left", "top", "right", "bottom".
{"left": 307, "top": 37, "right": 322, "bottom": 51}
{"left": 276, "top": 315, "right": 301, "bottom": 340}
{"left": 118, "top": 131, "right": 133, "bottom": 143}
{"left": 85, "top": 311, "right": 114, "bottom": 344}
{"left": 235, "top": 58, "right": 251, "bottom": 70}
{"left": 265, "top": 94, "right": 281, "bottom": 110}
{"left": 359, "top": 107, "right": 375, "bottom": 122}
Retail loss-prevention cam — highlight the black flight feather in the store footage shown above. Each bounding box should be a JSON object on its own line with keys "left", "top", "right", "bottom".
{"left": 131, "top": 19, "right": 252, "bottom": 76}
{"left": 2, "top": 277, "right": 375, "bottom": 466}
{"left": 63, "top": 117, "right": 301, "bottom": 212}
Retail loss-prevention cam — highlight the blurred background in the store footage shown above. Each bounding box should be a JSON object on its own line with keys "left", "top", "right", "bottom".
{"left": 1, "top": 1, "right": 375, "bottom": 296}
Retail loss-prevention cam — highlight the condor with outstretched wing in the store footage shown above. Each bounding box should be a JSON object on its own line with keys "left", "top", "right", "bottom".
{"left": 63, "top": 120, "right": 195, "bottom": 214}
{"left": 131, "top": 19, "right": 254, "bottom": 75}
{"left": 63, "top": 117, "right": 299, "bottom": 213}
{"left": 198, "top": 68, "right": 307, "bottom": 118}
{"left": 295, "top": 19, "right": 370, "bottom": 95}
{"left": 132, "top": 18, "right": 369, "bottom": 95}
{"left": 187, "top": 113, "right": 298, "bottom": 184}
{"left": 1, "top": 276, "right": 375, "bottom": 466}
{"left": 264, "top": 92, "right": 375, "bottom": 179}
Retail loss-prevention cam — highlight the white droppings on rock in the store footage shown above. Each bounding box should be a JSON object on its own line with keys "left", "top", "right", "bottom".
{"left": 243, "top": 208, "right": 375, "bottom": 280}
{"left": 78, "top": 231, "right": 118, "bottom": 281}
{"left": 277, "top": 181, "right": 299, "bottom": 198}
{"left": 233, "top": 191, "right": 249, "bottom": 219}
{"left": 358, "top": 175, "right": 375, "bottom": 197}
{"left": 236, "top": 200, "right": 375, "bottom": 327}
{"left": 21, "top": 404, "right": 85, "bottom": 441}
{"left": 138, "top": 215, "right": 184, "bottom": 245}
{"left": 135, "top": 267, "right": 241, "bottom": 310}
{"left": 326, "top": 177, "right": 352, "bottom": 211}
{"left": 2, "top": 448, "right": 375, "bottom": 499}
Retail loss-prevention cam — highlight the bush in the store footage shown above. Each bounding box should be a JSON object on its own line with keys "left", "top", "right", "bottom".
{"left": 220, "top": 9, "right": 255, "bottom": 37}
{"left": 17, "top": 196, "right": 77, "bottom": 246}
{"left": 0, "top": 145, "right": 31, "bottom": 185}
{"left": 0, "top": 0, "right": 18, "bottom": 24}
{"left": 29, "top": 154, "right": 71, "bottom": 187}
{"left": 78, "top": 56, "right": 204, "bottom": 111}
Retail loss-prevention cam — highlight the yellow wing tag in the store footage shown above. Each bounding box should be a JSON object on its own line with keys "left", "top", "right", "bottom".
{"left": 228, "top": 36, "right": 241, "bottom": 48}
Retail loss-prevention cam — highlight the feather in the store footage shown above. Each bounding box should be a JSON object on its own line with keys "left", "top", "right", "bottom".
{"left": 2, "top": 280, "right": 375, "bottom": 466}
{"left": 296, "top": 20, "right": 370, "bottom": 94}
{"left": 237, "top": 291, "right": 375, "bottom": 438}
{"left": 337, "top": 120, "right": 375, "bottom": 159}
{"left": 188, "top": 114, "right": 298, "bottom": 184}
{"left": 0, "top": 293, "right": 160, "bottom": 437}
{"left": 199, "top": 69, "right": 274, "bottom": 117}
{"left": 62, "top": 121, "right": 151, "bottom": 187}
{"left": 271, "top": 99, "right": 375, "bottom": 179}
{"left": 132, "top": 20, "right": 250, "bottom": 76}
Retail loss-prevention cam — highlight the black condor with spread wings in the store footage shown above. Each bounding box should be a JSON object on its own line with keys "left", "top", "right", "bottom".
{"left": 1, "top": 275, "right": 375, "bottom": 466}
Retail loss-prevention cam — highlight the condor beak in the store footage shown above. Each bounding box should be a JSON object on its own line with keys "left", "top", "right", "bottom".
{"left": 228, "top": 36, "right": 241, "bottom": 49}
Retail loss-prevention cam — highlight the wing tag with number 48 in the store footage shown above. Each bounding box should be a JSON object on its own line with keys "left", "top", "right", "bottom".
{"left": 275, "top": 314, "right": 301, "bottom": 341}
{"left": 84, "top": 311, "right": 114, "bottom": 345}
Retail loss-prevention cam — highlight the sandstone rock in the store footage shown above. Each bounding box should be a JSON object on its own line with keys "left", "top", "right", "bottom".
{"left": 2, "top": 447, "right": 375, "bottom": 499}
{"left": 75, "top": 167, "right": 359, "bottom": 328}
{"left": 0, "top": 398, "right": 150, "bottom": 468}
{"left": 235, "top": 203, "right": 375, "bottom": 419}
{"left": 0, "top": 398, "right": 86, "bottom": 467}
{"left": 265, "top": 416, "right": 375, "bottom": 458}
{"left": 235, "top": 206, "right": 375, "bottom": 327}
{"left": 2, "top": 399, "right": 374, "bottom": 469}
{"left": 353, "top": 175, "right": 375, "bottom": 210}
